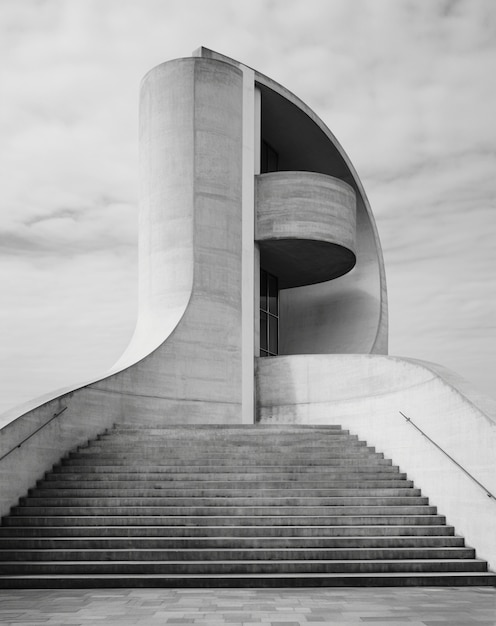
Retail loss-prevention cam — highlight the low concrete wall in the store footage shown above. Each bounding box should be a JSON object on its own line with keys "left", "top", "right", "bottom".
{"left": 256, "top": 354, "right": 496, "bottom": 571}
{"left": 0, "top": 388, "right": 120, "bottom": 517}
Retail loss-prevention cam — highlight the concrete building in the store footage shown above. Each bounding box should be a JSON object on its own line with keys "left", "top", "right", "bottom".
{"left": 0, "top": 48, "right": 494, "bottom": 587}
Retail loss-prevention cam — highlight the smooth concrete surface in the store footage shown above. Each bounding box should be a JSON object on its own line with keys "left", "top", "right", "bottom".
{"left": 256, "top": 354, "right": 496, "bottom": 572}
{"left": 0, "top": 587, "right": 495, "bottom": 625}
{"left": 96, "top": 57, "right": 245, "bottom": 422}
{"left": 240, "top": 67, "right": 257, "bottom": 424}
{"left": 256, "top": 172, "right": 356, "bottom": 288}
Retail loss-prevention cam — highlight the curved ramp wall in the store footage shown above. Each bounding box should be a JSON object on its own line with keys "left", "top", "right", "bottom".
{"left": 256, "top": 354, "right": 496, "bottom": 570}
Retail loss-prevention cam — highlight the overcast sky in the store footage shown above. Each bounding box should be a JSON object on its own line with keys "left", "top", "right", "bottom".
{"left": 1, "top": 0, "right": 495, "bottom": 413}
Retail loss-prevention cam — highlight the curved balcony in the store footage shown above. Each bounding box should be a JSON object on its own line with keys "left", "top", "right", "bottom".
{"left": 255, "top": 171, "right": 357, "bottom": 288}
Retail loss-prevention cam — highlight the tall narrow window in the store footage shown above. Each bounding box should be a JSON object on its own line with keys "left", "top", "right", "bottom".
{"left": 260, "top": 269, "right": 278, "bottom": 357}
{"left": 261, "top": 140, "right": 279, "bottom": 173}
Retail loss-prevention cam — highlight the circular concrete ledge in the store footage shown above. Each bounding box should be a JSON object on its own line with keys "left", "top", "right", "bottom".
{"left": 256, "top": 172, "right": 357, "bottom": 288}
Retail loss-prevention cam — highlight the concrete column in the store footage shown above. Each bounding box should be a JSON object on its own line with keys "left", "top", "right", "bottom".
{"left": 93, "top": 58, "right": 246, "bottom": 423}
{"left": 241, "top": 68, "right": 256, "bottom": 424}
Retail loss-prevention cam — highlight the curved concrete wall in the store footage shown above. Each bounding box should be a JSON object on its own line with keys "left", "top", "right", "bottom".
{"left": 0, "top": 56, "right": 246, "bottom": 515}
{"left": 111, "top": 59, "right": 196, "bottom": 367}
{"left": 94, "top": 57, "right": 245, "bottom": 422}
{"left": 255, "top": 172, "right": 356, "bottom": 288}
{"left": 256, "top": 354, "right": 496, "bottom": 570}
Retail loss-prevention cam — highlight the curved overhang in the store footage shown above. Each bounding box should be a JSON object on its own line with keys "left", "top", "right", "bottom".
{"left": 256, "top": 171, "right": 356, "bottom": 288}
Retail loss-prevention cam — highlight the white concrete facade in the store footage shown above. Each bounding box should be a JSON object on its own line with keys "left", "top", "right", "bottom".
{"left": 0, "top": 48, "right": 388, "bottom": 430}
{"left": 1, "top": 48, "right": 494, "bottom": 571}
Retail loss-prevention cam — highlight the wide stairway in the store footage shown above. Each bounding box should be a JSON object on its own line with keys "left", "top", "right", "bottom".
{"left": 0, "top": 424, "right": 494, "bottom": 587}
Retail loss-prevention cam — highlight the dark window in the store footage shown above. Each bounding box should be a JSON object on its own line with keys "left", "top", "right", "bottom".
{"left": 260, "top": 269, "right": 278, "bottom": 357}
{"left": 261, "top": 140, "right": 279, "bottom": 173}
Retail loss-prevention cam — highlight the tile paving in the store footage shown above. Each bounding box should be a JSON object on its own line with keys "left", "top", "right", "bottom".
{"left": 0, "top": 587, "right": 494, "bottom": 625}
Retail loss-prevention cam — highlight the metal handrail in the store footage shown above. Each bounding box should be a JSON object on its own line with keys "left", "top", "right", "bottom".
{"left": 0, "top": 406, "right": 68, "bottom": 462}
{"left": 399, "top": 411, "right": 495, "bottom": 500}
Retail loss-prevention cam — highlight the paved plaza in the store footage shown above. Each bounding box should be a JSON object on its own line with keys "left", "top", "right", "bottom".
{"left": 0, "top": 587, "right": 494, "bottom": 625}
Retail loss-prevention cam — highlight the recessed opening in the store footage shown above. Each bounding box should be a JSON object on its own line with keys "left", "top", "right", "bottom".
{"left": 260, "top": 269, "right": 279, "bottom": 357}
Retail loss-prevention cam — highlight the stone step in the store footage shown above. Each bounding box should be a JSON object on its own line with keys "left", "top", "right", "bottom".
{"left": 0, "top": 525, "right": 456, "bottom": 538}
{"left": 2, "top": 514, "right": 448, "bottom": 527}
{"left": 102, "top": 433, "right": 352, "bottom": 443}
{"left": 69, "top": 450, "right": 379, "bottom": 460}
{"left": 1, "top": 422, "right": 491, "bottom": 588}
{"left": 96, "top": 438, "right": 358, "bottom": 447}
{"left": 93, "top": 439, "right": 358, "bottom": 448}
{"left": 0, "top": 559, "right": 488, "bottom": 575}
{"left": 2, "top": 571, "right": 494, "bottom": 589}
{"left": 50, "top": 467, "right": 402, "bottom": 477}
{"left": 0, "top": 536, "right": 465, "bottom": 549}
{"left": 59, "top": 459, "right": 393, "bottom": 469}
{"left": 87, "top": 433, "right": 364, "bottom": 442}
{"left": 10, "top": 505, "right": 438, "bottom": 517}
{"left": 92, "top": 425, "right": 358, "bottom": 438}
{"left": 88, "top": 426, "right": 363, "bottom": 438}
{"left": 40, "top": 477, "right": 414, "bottom": 488}
{"left": 108, "top": 425, "right": 347, "bottom": 433}
{"left": 30, "top": 487, "right": 422, "bottom": 498}
{"left": 0, "top": 547, "right": 476, "bottom": 561}
{"left": 87, "top": 439, "right": 367, "bottom": 448}
{"left": 18, "top": 496, "right": 430, "bottom": 508}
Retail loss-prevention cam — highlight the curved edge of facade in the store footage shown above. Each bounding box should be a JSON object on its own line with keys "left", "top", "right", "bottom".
{"left": 254, "top": 62, "right": 387, "bottom": 355}
{"left": 256, "top": 353, "right": 496, "bottom": 571}
{"left": 196, "top": 47, "right": 388, "bottom": 354}
{"left": 252, "top": 68, "right": 388, "bottom": 354}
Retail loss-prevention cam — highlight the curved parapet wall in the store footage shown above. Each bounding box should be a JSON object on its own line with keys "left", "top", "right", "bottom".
{"left": 256, "top": 354, "right": 496, "bottom": 571}
{"left": 256, "top": 172, "right": 356, "bottom": 288}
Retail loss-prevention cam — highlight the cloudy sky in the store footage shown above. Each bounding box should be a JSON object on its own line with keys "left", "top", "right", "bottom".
{"left": 1, "top": 0, "right": 495, "bottom": 413}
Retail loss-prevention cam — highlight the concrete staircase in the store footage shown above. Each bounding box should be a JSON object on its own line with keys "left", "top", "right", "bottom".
{"left": 0, "top": 424, "right": 494, "bottom": 588}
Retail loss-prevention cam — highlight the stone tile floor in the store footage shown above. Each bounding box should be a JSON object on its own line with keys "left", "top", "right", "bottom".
{"left": 0, "top": 587, "right": 494, "bottom": 625}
